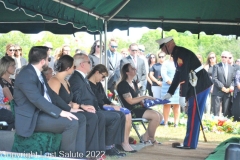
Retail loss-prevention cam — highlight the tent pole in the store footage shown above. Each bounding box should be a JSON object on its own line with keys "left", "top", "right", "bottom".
{"left": 110, "top": 18, "right": 239, "bottom": 26}
{"left": 107, "top": 0, "right": 130, "bottom": 21}
{"left": 104, "top": 20, "right": 108, "bottom": 93}
{"left": 100, "top": 31, "right": 102, "bottom": 64}
{"left": 51, "top": 0, "right": 104, "bottom": 20}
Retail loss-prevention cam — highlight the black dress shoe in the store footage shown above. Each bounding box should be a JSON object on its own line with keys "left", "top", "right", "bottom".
{"left": 105, "top": 147, "right": 126, "bottom": 157}
{"left": 115, "top": 144, "right": 137, "bottom": 153}
{"left": 175, "top": 145, "right": 193, "bottom": 149}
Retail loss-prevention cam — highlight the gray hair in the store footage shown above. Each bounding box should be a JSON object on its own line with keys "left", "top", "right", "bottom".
{"left": 73, "top": 53, "right": 87, "bottom": 68}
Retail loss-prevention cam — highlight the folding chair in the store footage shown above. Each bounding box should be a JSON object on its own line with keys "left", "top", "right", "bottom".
{"left": 114, "top": 90, "right": 148, "bottom": 142}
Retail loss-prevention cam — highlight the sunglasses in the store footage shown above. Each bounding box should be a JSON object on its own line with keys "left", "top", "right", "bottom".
{"left": 48, "top": 48, "right": 53, "bottom": 51}
{"left": 221, "top": 56, "right": 228, "bottom": 59}
{"left": 131, "top": 50, "right": 138, "bottom": 52}
{"left": 150, "top": 56, "right": 155, "bottom": 59}
{"left": 15, "top": 49, "right": 22, "bottom": 51}
{"left": 111, "top": 45, "right": 118, "bottom": 48}
{"left": 229, "top": 57, "right": 232, "bottom": 59}
{"left": 209, "top": 57, "right": 215, "bottom": 59}
{"left": 48, "top": 57, "right": 51, "bottom": 62}
{"left": 9, "top": 49, "right": 16, "bottom": 52}
{"left": 139, "top": 49, "right": 145, "bottom": 52}
{"left": 100, "top": 73, "right": 106, "bottom": 79}
{"left": 159, "top": 56, "right": 165, "bottom": 58}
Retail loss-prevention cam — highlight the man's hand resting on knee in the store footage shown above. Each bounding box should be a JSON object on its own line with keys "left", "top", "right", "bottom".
{"left": 60, "top": 111, "right": 79, "bottom": 121}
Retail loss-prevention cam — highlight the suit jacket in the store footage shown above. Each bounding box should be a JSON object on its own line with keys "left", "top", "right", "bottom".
{"left": 212, "top": 62, "right": 235, "bottom": 97}
{"left": 107, "top": 50, "right": 122, "bottom": 90}
{"left": 14, "top": 64, "right": 71, "bottom": 137}
{"left": 14, "top": 57, "right": 28, "bottom": 68}
{"left": 120, "top": 55, "right": 146, "bottom": 87}
{"left": 69, "top": 70, "right": 100, "bottom": 111}
{"left": 168, "top": 46, "right": 212, "bottom": 98}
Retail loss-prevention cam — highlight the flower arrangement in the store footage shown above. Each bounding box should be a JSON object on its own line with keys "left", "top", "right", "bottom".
{"left": 3, "top": 97, "right": 10, "bottom": 105}
{"left": 167, "top": 113, "right": 240, "bottom": 134}
{"left": 202, "top": 114, "right": 240, "bottom": 134}
{"left": 107, "top": 90, "right": 113, "bottom": 99}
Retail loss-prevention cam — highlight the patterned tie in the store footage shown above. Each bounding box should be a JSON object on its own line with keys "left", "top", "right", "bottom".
{"left": 39, "top": 74, "right": 52, "bottom": 102}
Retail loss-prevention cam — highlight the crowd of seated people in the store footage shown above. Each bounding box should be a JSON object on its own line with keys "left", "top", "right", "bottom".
{"left": 2, "top": 40, "right": 240, "bottom": 160}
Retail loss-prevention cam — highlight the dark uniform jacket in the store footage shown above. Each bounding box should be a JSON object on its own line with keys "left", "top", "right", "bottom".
{"left": 168, "top": 46, "right": 212, "bottom": 99}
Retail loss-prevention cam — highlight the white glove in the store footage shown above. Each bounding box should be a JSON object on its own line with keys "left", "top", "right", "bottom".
{"left": 179, "top": 97, "right": 186, "bottom": 107}
{"left": 162, "top": 93, "right": 172, "bottom": 100}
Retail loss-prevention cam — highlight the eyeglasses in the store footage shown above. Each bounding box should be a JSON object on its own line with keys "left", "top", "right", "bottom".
{"left": 9, "top": 49, "right": 16, "bottom": 52}
{"left": 221, "top": 56, "right": 228, "bottom": 59}
{"left": 15, "top": 49, "right": 22, "bottom": 51}
{"left": 82, "top": 61, "right": 91, "bottom": 64}
{"left": 100, "top": 73, "right": 106, "bottom": 79}
{"left": 209, "top": 57, "right": 215, "bottom": 59}
{"left": 150, "top": 56, "right": 155, "bottom": 59}
{"left": 131, "top": 50, "right": 138, "bottom": 52}
{"left": 229, "top": 57, "right": 232, "bottom": 59}
{"left": 111, "top": 45, "right": 118, "bottom": 48}
{"left": 139, "top": 49, "right": 145, "bottom": 52}
{"left": 159, "top": 56, "right": 165, "bottom": 58}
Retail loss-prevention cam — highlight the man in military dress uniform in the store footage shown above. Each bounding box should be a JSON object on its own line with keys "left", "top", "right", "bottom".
{"left": 158, "top": 37, "right": 212, "bottom": 149}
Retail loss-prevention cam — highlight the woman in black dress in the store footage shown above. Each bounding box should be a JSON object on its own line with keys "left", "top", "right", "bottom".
{"left": 48, "top": 55, "right": 99, "bottom": 154}
{"left": 87, "top": 64, "right": 136, "bottom": 153}
{"left": 232, "top": 69, "right": 240, "bottom": 121}
{"left": 88, "top": 40, "right": 106, "bottom": 68}
{"left": 0, "top": 56, "right": 16, "bottom": 101}
{"left": 117, "top": 63, "right": 163, "bottom": 145}
{"left": 204, "top": 52, "right": 217, "bottom": 114}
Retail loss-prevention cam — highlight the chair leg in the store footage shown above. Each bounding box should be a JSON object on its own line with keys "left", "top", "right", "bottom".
{"left": 141, "top": 121, "right": 147, "bottom": 131}
{"left": 132, "top": 122, "right": 142, "bottom": 142}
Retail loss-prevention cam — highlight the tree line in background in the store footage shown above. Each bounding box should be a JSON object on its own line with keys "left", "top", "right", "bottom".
{"left": 0, "top": 29, "right": 240, "bottom": 64}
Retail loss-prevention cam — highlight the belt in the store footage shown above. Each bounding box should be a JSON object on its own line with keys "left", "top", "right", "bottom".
{"left": 194, "top": 65, "right": 203, "bottom": 73}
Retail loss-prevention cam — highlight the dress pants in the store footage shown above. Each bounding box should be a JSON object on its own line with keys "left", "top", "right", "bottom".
{"left": 35, "top": 112, "right": 86, "bottom": 157}
{"left": 211, "top": 94, "right": 231, "bottom": 117}
{"left": 80, "top": 112, "right": 99, "bottom": 152}
{"left": 183, "top": 87, "right": 210, "bottom": 149}
{"left": 97, "top": 110, "right": 125, "bottom": 147}
{"left": 0, "top": 108, "right": 15, "bottom": 130}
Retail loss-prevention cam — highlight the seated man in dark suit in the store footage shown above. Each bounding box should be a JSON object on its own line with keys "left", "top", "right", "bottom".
{"left": 69, "top": 53, "right": 126, "bottom": 157}
{"left": 14, "top": 46, "right": 86, "bottom": 158}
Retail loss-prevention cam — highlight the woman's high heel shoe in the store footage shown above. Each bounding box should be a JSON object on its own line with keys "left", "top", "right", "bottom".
{"left": 116, "top": 144, "right": 137, "bottom": 153}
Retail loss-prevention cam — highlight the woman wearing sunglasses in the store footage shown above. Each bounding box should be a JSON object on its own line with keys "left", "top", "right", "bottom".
{"left": 87, "top": 64, "right": 136, "bottom": 153}
{"left": 89, "top": 40, "right": 106, "bottom": 68}
{"left": 149, "top": 51, "right": 165, "bottom": 99}
{"left": 14, "top": 44, "right": 28, "bottom": 69}
{"left": 5, "top": 44, "right": 16, "bottom": 58}
{"left": 204, "top": 52, "right": 217, "bottom": 114}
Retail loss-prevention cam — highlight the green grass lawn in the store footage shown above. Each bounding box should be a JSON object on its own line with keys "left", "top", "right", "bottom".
{"left": 130, "top": 123, "right": 240, "bottom": 144}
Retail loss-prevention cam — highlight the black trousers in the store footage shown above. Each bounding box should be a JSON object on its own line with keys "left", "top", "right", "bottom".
{"left": 35, "top": 112, "right": 86, "bottom": 157}
{"left": 97, "top": 110, "right": 125, "bottom": 148}
{"left": 211, "top": 95, "right": 231, "bottom": 117}
{"left": 0, "top": 108, "right": 15, "bottom": 130}
{"left": 80, "top": 112, "right": 99, "bottom": 152}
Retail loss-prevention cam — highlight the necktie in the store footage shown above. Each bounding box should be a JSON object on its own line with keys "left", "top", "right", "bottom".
{"left": 39, "top": 75, "right": 52, "bottom": 102}
{"left": 223, "top": 64, "right": 228, "bottom": 81}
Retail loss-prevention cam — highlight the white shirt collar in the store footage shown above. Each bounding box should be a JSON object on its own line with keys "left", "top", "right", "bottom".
{"left": 31, "top": 64, "right": 42, "bottom": 77}
{"left": 76, "top": 70, "right": 86, "bottom": 78}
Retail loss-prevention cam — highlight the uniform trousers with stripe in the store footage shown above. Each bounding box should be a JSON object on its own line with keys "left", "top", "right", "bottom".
{"left": 183, "top": 87, "right": 210, "bottom": 149}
